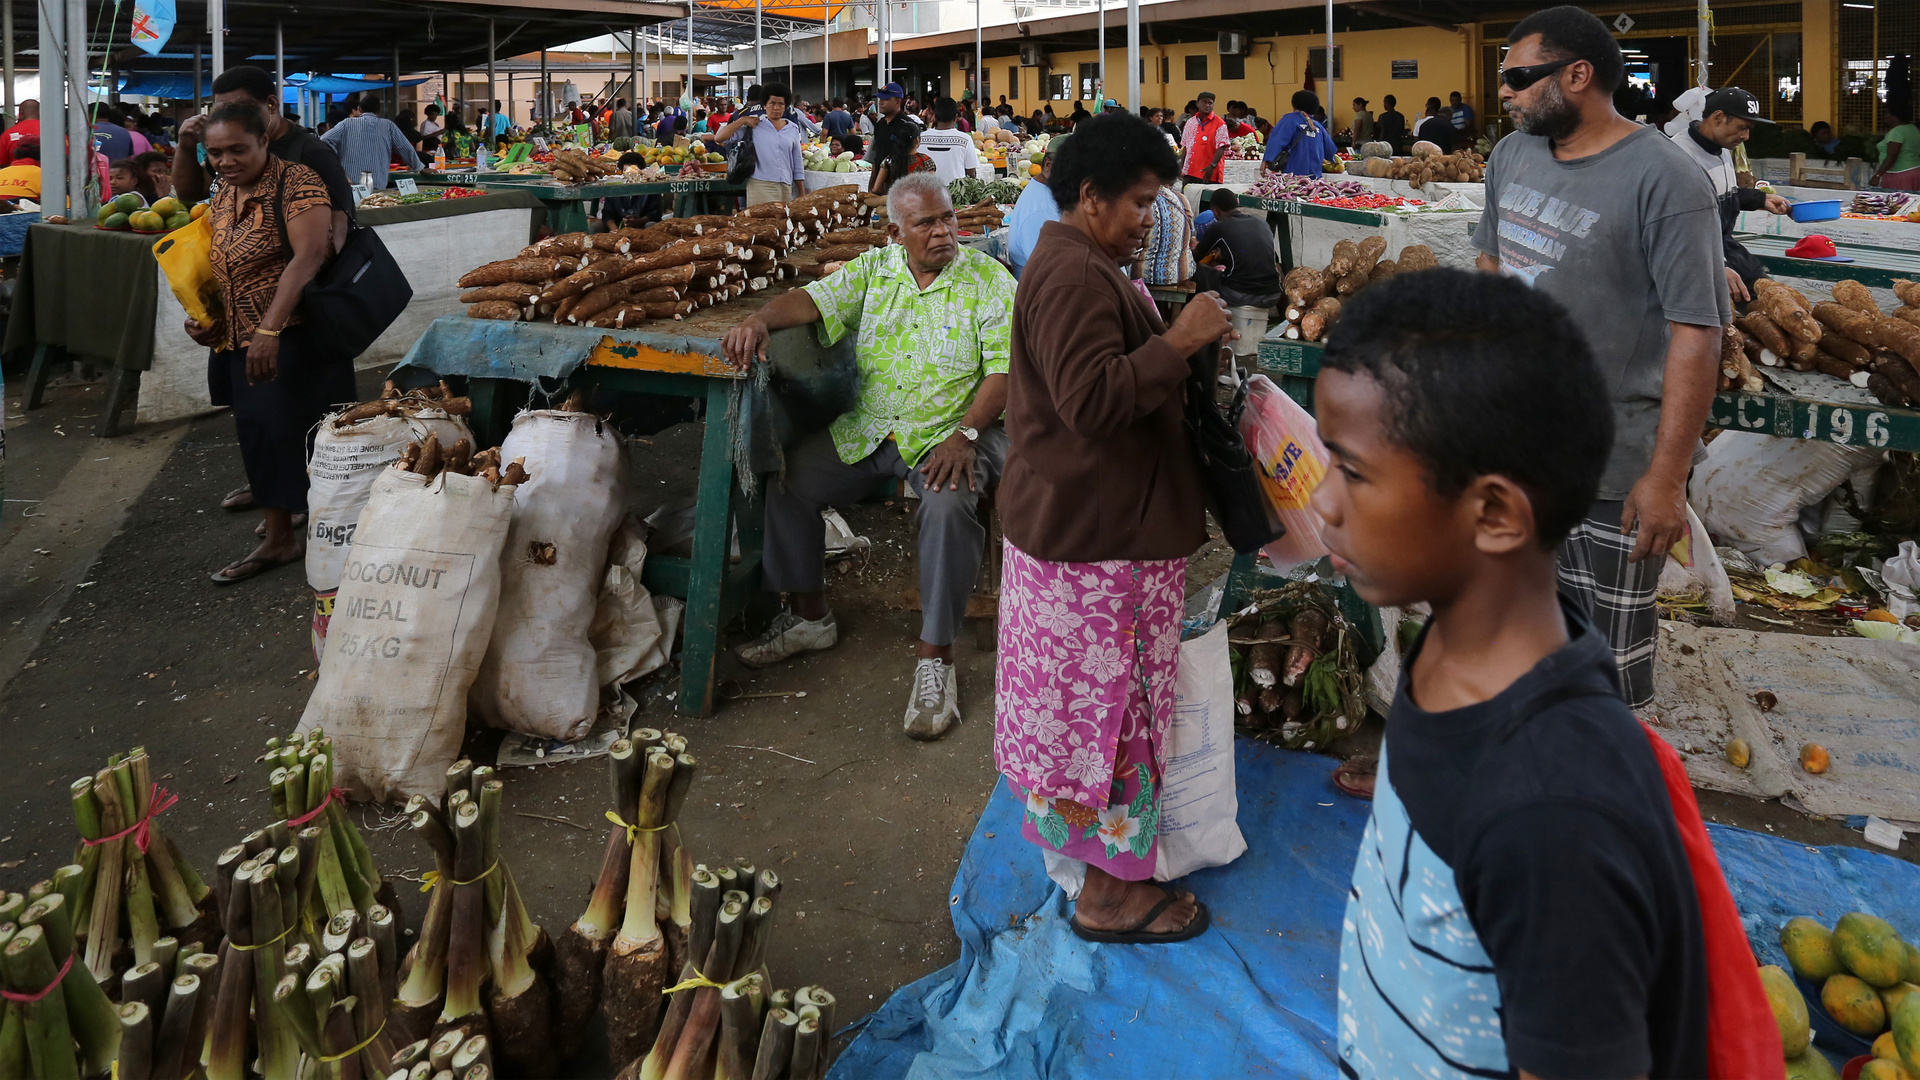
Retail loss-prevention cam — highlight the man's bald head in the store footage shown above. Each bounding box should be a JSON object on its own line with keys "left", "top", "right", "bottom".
{"left": 18, "top": 99, "right": 37, "bottom": 120}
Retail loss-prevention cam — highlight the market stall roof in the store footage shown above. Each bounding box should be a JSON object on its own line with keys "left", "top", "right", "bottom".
{"left": 97, "top": 0, "right": 692, "bottom": 81}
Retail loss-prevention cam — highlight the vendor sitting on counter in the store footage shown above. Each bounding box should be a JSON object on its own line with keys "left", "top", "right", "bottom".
{"left": 720, "top": 171, "right": 1016, "bottom": 742}
{"left": 1670, "top": 86, "right": 1791, "bottom": 305}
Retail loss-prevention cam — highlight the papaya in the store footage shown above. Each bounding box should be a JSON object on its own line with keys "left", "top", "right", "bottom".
{"left": 1760, "top": 964, "right": 1813, "bottom": 1056}
{"left": 1905, "top": 943, "right": 1920, "bottom": 985}
{"left": 102, "top": 212, "right": 130, "bottom": 230}
{"left": 190, "top": 202, "right": 208, "bottom": 220}
{"left": 1837, "top": 912, "right": 1909, "bottom": 988}
{"left": 110, "top": 191, "right": 143, "bottom": 214}
{"left": 1783, "top": 916, "right": 1847, "bottom": 981}
{"left": 1882, "top": 1031, "right": 1903, "bottom": 1060}
{"left": 166, "top": 212, "right": 192, "bottom": 231}
{"left": 1862, "top": 1060, "right": 1915, "bottom": 1080}
{"left": 1826, "top": 972, "right": 1890, "bottom": 1037}
{"left": 150, "top": 195, "right": 184, "bottom": 216}
{"left": 1889, "top": 983, "right": 1920, "bottom": 1022}
{"left": 1786, "top": 1050, "right": 1842, "bottom": 1080}
{"left": 1897, "top": 994, "right": 1920, "bottom": 1078}
{"left": 96, "top": 202, "right": 116, "bottom": 223}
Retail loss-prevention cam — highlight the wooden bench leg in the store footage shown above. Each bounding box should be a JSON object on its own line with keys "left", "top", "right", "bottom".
{"left": 23, "top": 343, "right": 59, "bottom": 410}
{"left": 677, "top": 379, "right": 737, "bottom": 717}
{"left": 99, "top": 368, "right": 140, "bottom": 437}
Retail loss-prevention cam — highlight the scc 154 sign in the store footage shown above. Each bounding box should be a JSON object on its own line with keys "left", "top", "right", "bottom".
{"left": 1708, "top": 391, "right": 1909, "bottom": 448}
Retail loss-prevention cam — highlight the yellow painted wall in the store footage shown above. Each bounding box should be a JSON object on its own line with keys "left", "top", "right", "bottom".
{"left": 947, "top": 24, "right": 1469, "bottom": 133}
{"left": 1801, "top": 0, "right": 1834, "bottom": 130}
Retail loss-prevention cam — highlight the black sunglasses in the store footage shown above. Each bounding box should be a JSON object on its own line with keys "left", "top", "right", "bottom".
{"left": 1500, "top": 56, "right": 1578, "bottom": 92}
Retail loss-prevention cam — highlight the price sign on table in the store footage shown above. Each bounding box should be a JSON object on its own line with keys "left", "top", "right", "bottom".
{"left": 394, "top": 178, "right": 418, "bottom": 196}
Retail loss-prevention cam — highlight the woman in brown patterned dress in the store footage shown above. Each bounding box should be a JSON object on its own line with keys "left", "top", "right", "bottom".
{"left": 186, "top": 102, "right": 353, "bottom": 584}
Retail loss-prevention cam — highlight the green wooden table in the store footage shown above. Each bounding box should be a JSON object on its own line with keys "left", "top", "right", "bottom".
{"left": 1736, "top": 232, "right": 1920, "bottom": 289}
{"left": 473, "top": 173, "right": 747, "bottom": 233}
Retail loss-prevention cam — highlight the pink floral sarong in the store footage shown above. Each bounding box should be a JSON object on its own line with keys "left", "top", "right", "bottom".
{"left": 993, "top": 538, "right": 1184, "bottom": 880}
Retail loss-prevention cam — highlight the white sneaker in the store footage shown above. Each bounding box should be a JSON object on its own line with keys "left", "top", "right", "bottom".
{"left": 902, "top": 658, "right": 959, "bottom": 741}
{"left": 734, "top": 610, "right": 838, "bottom": 669}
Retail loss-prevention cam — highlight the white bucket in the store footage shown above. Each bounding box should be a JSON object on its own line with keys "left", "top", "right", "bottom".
{"left": 1229, "top": 305, "right": 1269, "bottom": 356}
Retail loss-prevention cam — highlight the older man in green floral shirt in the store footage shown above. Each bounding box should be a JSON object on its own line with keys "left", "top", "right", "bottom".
{"left": 722, "top": 172, "right": 1014, "bottom": 740}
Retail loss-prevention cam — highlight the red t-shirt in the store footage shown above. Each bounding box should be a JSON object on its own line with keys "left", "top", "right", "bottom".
{"left": 0, "top": 118, "right": 41, "bottom": 168}
{"left": 1182, "top": 113, "right": 1227, "bottom": 182}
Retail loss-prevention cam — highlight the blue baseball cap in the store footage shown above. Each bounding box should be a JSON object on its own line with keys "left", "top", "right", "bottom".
{"left": 876, "top": 82, "right": 905, "bottom": 100}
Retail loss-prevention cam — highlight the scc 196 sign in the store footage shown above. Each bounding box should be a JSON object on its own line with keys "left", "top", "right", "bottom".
{"left": 1708, "top": 391, "right": 1906, "bottom": 448}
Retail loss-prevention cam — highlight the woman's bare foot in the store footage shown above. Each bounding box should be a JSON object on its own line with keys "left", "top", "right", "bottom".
{"left": 1073, "top": 866, "right": 1200, "bottom": 935}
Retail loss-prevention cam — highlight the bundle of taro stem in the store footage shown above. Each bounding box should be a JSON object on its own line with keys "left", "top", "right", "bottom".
{"left": 393, "top": 759, "right": 553, "bottom": 1079}
{"left": 557, "top": 731, "right": 697, "bottom": 1065}
{"left": 195, "top": 809, "right": 401, "bottom": 1080}
{"left": 67, "top": 748, "right": 220, "bottom": 995}
{"left": 623, "top": 861, "right": 838, "bottom": 1080}
{"left": 262, "top": 731, "right": 402, "bottom": 934}
{"left": 385, "top": 1029, "right": 500, "bottom": 1080}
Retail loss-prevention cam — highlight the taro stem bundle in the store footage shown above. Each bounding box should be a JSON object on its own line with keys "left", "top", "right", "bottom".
{"left": 554, "top": 736, "right": 640, "bottom": 1056}
{"left": 69, "top": 748, "right": 215, "bottom": 986}
{"left": 601, "top": 742, "right": 696, "bottom": 1066}
{"left": 0, "top": 888, "right": 122, "bottom": 1077}
{"left": 263, "top": 732, "right": 395, "bottom": 927}
{"left": 655, "top": 868, "right": 785, "bottom": 1080}
{"left": 476, "top": 777, "right": 554, "bottom": 1078}
{"left": 268, "top": 930, "right": 398, "bottom": 1079}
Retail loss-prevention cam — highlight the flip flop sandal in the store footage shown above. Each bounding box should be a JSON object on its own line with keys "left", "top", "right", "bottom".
{"left": 210, "top": 551, "right": 302, "bottom": 585}
{"left": 1332, "top": 755, "right": 1378, "bottom": 801}
{"left": 221, "top": 485, "right": 255, "bottom": 511}
{"left": 1070, "top": 883, "right": 1211, "bottom": 945}
{"left": 255, "top": 513, "right": 307, "bottom": 538}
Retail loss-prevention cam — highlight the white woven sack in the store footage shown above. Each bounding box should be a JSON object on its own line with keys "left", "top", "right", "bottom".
{"left": 297, "top": 467, "right": 516, "bottom": 801}
{"left": 470, "top": 410, "right": 627, "bottom": 742}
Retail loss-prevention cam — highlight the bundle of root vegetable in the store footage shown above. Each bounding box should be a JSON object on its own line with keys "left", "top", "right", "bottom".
{"left": 332, "top": 380, "right": 474, "bottom": 429}
{"left": 548, "top": 148, "right": 620, "bottom": 184}
{"left": 1227, "top": 583, "right": 1366, "bottom": 751}
{"left": 459, "top": 185, "right": 872, "bottom": 327}
{"left": 387, "top": 1030, "right": 502, "bottom": 1080}
{"left": 195, "top": 819, "right": 403, "bottom": 1080}
{"left": 64, "top": 748, "right": 220, "bottom": 996}
{"left": 620, "top": 858, "right": 835, "bottom": 1080}
{"left": 392, "top": 759, "right": 554, "bottom": 1078}
{"left": 954, "top": 198, "right": 1004, "bottom": 234}
{"left": 1360, "top": 144, "right": 1485, "bottom": 183}
{"left": 394, "top": 435, "right": 525, "bottom": 489}
{"left": 555, "top": 731, "right": 697, "bottom": 1066}
{"left": 1276, "top": 240, "right": 1436, "bottom": 343}
{"left": 1733, "top": 278, "right": 1920, "bottom": 403}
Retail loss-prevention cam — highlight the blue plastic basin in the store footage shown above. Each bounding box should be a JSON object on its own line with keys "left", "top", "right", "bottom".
{"left": 1790, "top": 199, "right": 1842, "bottom": 222}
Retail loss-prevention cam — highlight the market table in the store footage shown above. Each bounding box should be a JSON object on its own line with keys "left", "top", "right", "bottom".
{"left": 7, "top": 191, "right": 549, "bottom": 434}
{"left": 1735, "top": 232, "right": 1920, "bottom": 291}
{"left": 395, "top": 293, "right": 850, "bottom": 717}
{"left": 472, "top": 173, "right": 746, "bottom": 233}
{"left": 1235, "top": 193, "right": 1481, "bottom": 273}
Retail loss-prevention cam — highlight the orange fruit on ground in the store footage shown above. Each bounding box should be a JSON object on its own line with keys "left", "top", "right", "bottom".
{"left": 1801, "top": 743, "right": 1830, "bottom": 774}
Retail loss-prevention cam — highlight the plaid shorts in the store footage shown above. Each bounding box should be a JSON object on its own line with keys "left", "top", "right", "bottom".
{"left": 1558, "top": 499, "right": 1663, "bottom": 708}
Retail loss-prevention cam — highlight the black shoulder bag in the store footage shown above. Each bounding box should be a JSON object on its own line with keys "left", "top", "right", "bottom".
{"left": 276, "top": 175, "right": 413, "bottom": 362}
{"left": 726, "top": 117, "right": 761, "bottom": 185}
{"left": 1184, "top": 347, "right": 1287, "bottom": 553}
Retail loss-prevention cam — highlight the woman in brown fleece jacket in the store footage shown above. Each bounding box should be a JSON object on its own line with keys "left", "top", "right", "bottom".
{"left": 993, "top": 111, "right": 1236, "bottom": 944}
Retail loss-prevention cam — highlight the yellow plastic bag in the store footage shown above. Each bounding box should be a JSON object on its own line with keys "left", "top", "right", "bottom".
{"left": 151, "top": 214, "right": 216, "bottom": 327}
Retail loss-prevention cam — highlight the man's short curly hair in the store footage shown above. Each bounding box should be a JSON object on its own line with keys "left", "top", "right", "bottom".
{"left": 1046, "top": 112, "right": 1178, "bottom": 211}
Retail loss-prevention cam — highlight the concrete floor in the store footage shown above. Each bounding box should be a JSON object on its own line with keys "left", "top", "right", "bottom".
{"left": 1, "top": 369, "right": 1911, "bottom": 1077}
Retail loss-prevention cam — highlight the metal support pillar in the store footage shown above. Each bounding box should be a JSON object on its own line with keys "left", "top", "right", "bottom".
{"left": 4, "top": 0, "right": 16, "bottom": 120}
{"left": 1324, "top": 0, "right": 1334, "bottom": 124}
{"left": 1696, "top": 0, "right": 1710, "bottom": 88}
{"left": 686, "top": 15, "right": 693, "bottom": 106}
{"left": 65, "top": 0, "right": 86, "bottom": 213}
{"left": 37, "top": 0, "right": 62, "bottom": 217}
{"left": 755, "top": 0, "right": 763, "bottom": 84}
{"left": 1126, "top": 0, "right": 1139, "bottom": 111}
{"left": 192, "top": 44, "right": 202, "bottom": 109}
{"left": 1096, "top": 0, "right": 1103, "bottom": 103}
{"left": 209, "top": 0, "right": 224, "bottom": 76}
{"left": 487, "top": 20, "right": 497, "bottom": 125}
{"left": 392, "top": 45, "right": 401, "bottom": 117}
{"left": 628, "top": 31, "right": 637, "bottom": 113}
{"left": 824, "top": 7, "right": 831, "bottom": 102}
{"left": 975, "top": 0, "right": 982, "bottom": 103}
{"left": 276, "top": 23, "right": 285, "bottom": 110}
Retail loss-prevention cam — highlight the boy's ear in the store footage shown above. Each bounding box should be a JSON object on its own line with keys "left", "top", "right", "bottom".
{"left": 1468, "top": 474, "right": 1539, "bottom": 556}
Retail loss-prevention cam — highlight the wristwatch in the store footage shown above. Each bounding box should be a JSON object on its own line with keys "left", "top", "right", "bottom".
{"left": 957, "top": 426, "right": 979, "bottom": 443}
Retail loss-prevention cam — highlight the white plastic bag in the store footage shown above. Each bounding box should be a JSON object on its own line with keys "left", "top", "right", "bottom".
{"left": 305, "top": 407, "right": 472, "bottom": 656}
{"left": 1237, "top": 374, "right": 1331, "bottom": 573}
{"left": 1043, "top": 622, "right": 1246, "bottom": 896}
{"left": 1657, "top": 503, "right": 1738, "bottom": 626}
{"left": 1690, "top": 432, "right": 1882, "bottom": 566}
{"left": 297, "top": 467, "right": 517, "bottom": 802}
{"left": 470, "top": 411, "right": 628, "bottom": 742}
{"left": 589, "top": 521, "right": 681, "bottom": 691}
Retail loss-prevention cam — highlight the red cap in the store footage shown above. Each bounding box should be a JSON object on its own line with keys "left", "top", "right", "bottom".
{"left": 1785, "top": 234, "right": 1839, "bottom": 259}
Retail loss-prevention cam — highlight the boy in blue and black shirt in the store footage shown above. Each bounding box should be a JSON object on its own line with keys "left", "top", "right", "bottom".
{"left": 1310, "top": 266, "right": 1728, "bottom": 1079}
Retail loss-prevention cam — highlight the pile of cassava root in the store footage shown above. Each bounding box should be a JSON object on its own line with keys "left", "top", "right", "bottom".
{"left": 1277, "top": 239, "right": 1438, "bottom": 342}
{"left": 1729, "top": 278, "right": 1920, "bottom": 402}
{"left": 458, "top": 185, "right": 874, "bottom": 328}
{"left": 331, "top": 381, "right": 473, "bottom": 429}
{"left": 395, "top": 436, "right": 527, "bottom": 489}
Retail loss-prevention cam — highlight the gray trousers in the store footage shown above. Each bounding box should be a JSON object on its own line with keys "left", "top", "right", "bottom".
{"left": 763, "top": 426, "right": 1008, "bottom": 646}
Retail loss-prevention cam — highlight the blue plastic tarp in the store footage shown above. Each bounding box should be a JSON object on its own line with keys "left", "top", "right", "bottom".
{"left": 832, "top": 742, "right": 1369, "bottom": 1079}
{"left": 833, "top": 741, "right": 1920, "bottom": 1079}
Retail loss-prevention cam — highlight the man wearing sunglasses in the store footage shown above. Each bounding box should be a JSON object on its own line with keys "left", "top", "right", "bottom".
{"left": 1473, "top": 5, "right": 1726, "bottom": 720}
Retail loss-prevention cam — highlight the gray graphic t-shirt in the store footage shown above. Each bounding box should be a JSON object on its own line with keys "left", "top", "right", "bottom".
{"left": 1474, "top": 125, "right": 1728, "bottom": 500}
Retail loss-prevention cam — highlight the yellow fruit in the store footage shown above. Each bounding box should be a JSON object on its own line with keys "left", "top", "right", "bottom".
{"left": 1028, "top": 162, "right": 1042, "bottom": 177}
{"left": 1862, "top": 1060, "right": 1914, "bottom": 1080}
{"left": 150, "top": 196, "right": 184, "bottom": 216}
{"left": 1786, "top": 1050, "right": 1842, "bottom": 1080}
{"left": 190, "top": 202, "right": 208, "bottom": 220}
{"left": 1880, "top": 1031, "right": 1903, "bottom": 1060}
{"left": 1725, "top": 738, "right": 1751, "bottom": 768}
{"left": 1801, "top": 743, "right": 1830, "bottom": 773}
{"left": 1837, "top": 912, "right": 1909, "bottom": 988}
{"left": 1825, "top": 973, "right": 1891, "bottom": 1037}
{"left": 1891, "top": 986, "right": 1920, "bottom": 1026}
{"left": 1760, "top": 964, "right": 1813, "bottom": 1056}
{"left": 1783, "top": 917, "right": 1847, "bottom": 982}
{"left": 1899, "top": 995, "right": 1920, "bottom": 1078}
